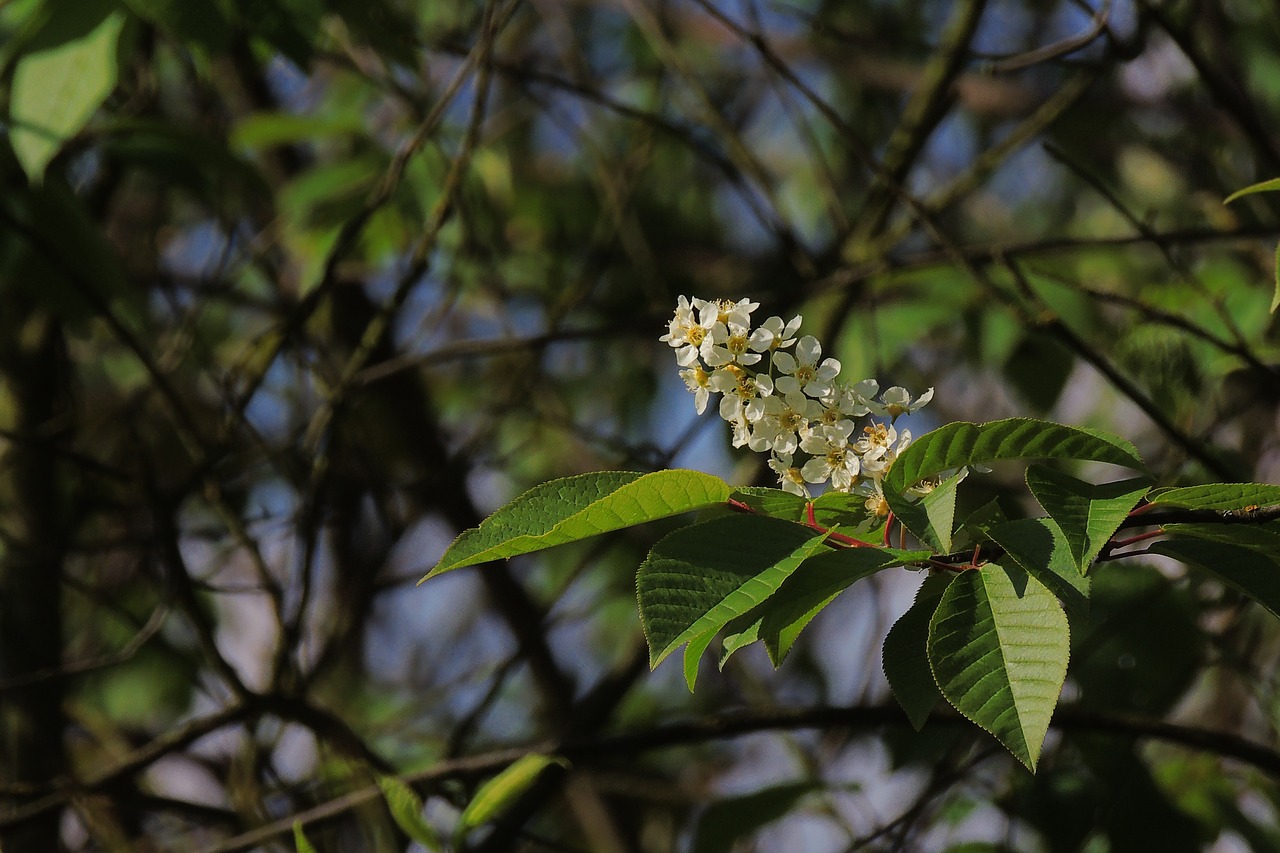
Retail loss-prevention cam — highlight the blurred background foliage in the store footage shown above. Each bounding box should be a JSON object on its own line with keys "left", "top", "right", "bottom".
{"left": 2, "top": 0, "right": 1280, "bottom": 850}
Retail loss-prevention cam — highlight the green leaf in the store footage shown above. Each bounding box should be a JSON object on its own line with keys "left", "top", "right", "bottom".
{"left": 720, "top": 546, "right": 927, "bottom": 666}
{"left": 1161, "top": 521, "right": 1280, "bottom": 556}
{"left": 985, "top": 518, "right": 1090, "bottom": 621}
{"left": 726, "top": 486, "right": 807, "bottom": 522}
{"left": 928, "top": 563, "right": 1070, "bottom": 771}
{"left": 1147, "top": 483, "right": 1280, "bottom": 512}
{"left": 9, "top": 8, "right": 126, "bottom": 182}
{"left": 885, "top": 418, "right": 1146, "bottom": 499}
{"left": 378, "top": 776, "right": 443, "bottom": 852}
{"left": 691, "top": 782, "right": 818, "bottom": 853}
{"left": 424, "top": 470, "right": 730, "bottom": 578}
{"left": 635, "top": 514, "right": 825, "bottom": 685}
{"left": 883, "top": 573, "right": 951, "bottom": 730}
{"left": 1024, "top": 465, "right": 1150, "bottom": 572}
{"left": 230, "top": 111, "right": 368, "bottom": 150}
{"left": 958, "top": 498, "right": 1010, "bottom": 544}
{"left": 1150, "top": 538, "right": 1280, "bottom": 620}
{"left": 889, "top": 469, "right": 966, "bottom": 552}
{"left": 1223, "top": 177, "right": 1280, "bottom": 204}
{"left": 456, "top": 754, "right": 570, "bottom": 837}
{"left": 293, "top": 821, "right": 318, "bottom": 853}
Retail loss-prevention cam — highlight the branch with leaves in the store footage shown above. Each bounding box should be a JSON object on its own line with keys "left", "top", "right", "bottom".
{"left": 425, "top": 296, "right": 1280, "bottom": 773}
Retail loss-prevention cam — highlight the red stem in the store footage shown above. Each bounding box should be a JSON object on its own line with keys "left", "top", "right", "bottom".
{"left": 1109, "top": 529, "right": 1165, "bottom": 549}
{"left": 1127, "top": 501, "right": 1157, "bottom": 517}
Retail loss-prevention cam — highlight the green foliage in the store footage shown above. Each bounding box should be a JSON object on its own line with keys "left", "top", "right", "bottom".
{"left": 1024, "top": 466, "right": 1150, "bottom": 572}
{"left": 430, "top": 415, "right": 1280, "bottom": 772}
{"left": 8, "top": 2, "right": 126, "bottom": 182}
{"left": 456, "top": 755, "right": 570, "bottom": 840}
{"left": 636, "top": 514, "right": 828, "bottom": 686}
{"left": 1148, "top": 483, "right": 1280, "bottom": 511}
{"left": 985, "top": 518, "right": 1090, "bottom": 622}
{"left": 883, "top": 573, "right": 950, "bottom": 730}
{"left": 9, "top": 0, "right": 1280, "bottom": 848}
{"left": 928, "top": 563, "right": 1070, "bottom": 771}
{"left": 292, "top": 821, "right": 318, "bottom": 853}
{"left": 884, "top": 418, "right": 1146, "bottom": 497}
{"left": 377, "top": 776, "right": 443, "bottom": 852}
{"left": 1223, "top": 177, "right": 1280, "bottom": 313}
{"left": 425, "top": 470, "right": 731, "bottom": 577}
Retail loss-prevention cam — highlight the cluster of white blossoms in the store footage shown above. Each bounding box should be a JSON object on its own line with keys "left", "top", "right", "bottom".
{"left": 661, "top": 296, "right": 933, "bottom": 511}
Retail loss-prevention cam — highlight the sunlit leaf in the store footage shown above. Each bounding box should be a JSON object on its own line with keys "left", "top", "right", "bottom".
{"left": 676, "top": 524, "right": 833, "bottom": 689}
{"left": 1147, "top": 483, "right": 1280, "bottom": 512}
{"left": 456, "top": 754, "right": 570, "bottom": 836}
{"left": 10, "top": 8, "right": 126, "bottom": 182}
{"left": 1223, "top": 178, "right": 1280, "bottom": 204}
{"left": 425, "top": 470, "right": 731, "bottom": 578}
{"left": 293, "top": 821, "right": 318, "bottom": 853}
{"left": 928, "top": 562, "right": 1070, "bottom": 771}
{"left": 1024, "top": 465, "right": 1150, "bottom": 572}
{"left": 720, "top": 546, "right": 927, "bottom": 667}
{"left": 985, "top": 518, "right": 1090, "bottom": 621}
{"left": 889, "top": 469, "right": 966, "bottom": 552}
{"left": 886, "top": 418, "right": 1145, "bottom": 499}
{"left": 635, "top": 514, "right": 825, "bottom": 685}
{"left": 726, "top": 486, "right": 807, "bottom": 522}
{"left": 378, "top": 776, "right": 443, "bottom": 852}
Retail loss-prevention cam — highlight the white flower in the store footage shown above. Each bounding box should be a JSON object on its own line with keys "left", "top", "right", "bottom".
{"left": 711, "top": 297, "right": 760, "bottom": 329}
{"left": 703, "top": 322, "right": 762, "bottom": 367}
{"left": 859, "top": 482, "right": 890, "bottom": 518}
{"left": 679, "top": 364, "right": 714, "bottom": 414}
{"left": 853, "top": 421, "right": 897, "bottom": 458}
{"left": 748, "top": 390, "right": 822, "bottom": 455}
{"left": 861, "top": 427, "right": 912, "bottom": 481}
{"left": 711, "top": 368, "right": 772, "bottom": 446}
{"left": 769, "top": 453, "right": 810, "bottom": 498}
{"left": 749, "top": 315, "right": 802, "bottom": 353}
{"left": 799, "top": 421, "right": 860, "bottom": 491}
{"left": 866, "top": 386, "right": 934, "bottom": 418}
{"left": 773, "top": 335, "right": 841, "bottom": 399}
{"left": 659, "top": 296, "right": 717, "bottom": 367}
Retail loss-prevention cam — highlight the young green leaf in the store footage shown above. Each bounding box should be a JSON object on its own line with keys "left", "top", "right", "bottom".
{"left": 424, "top": 470, "right": 731, "bottom": 578}
{"left": 1223, "top": 177, "right": 1280, "bottom": 204}
{"left": 1151, "top": 538, "right": 1280, "bottom": 620}
{"left": 378, "top": 776, "right": 444, "bottom": 851}
{"left": 985, "top": 518, "right": 1090, "bottom": 621}
{"left": 727, "top": 486, "right": 808, "bottom": 522}
{"left": 1024, "top": 466, "right": 1150, "bottom": 572}
{"left": 928, "top": 563, "right": 1070, "bottom": 771}
{"left": 636, "top": 514, "right": 827, "bottom": 687}
{"left": 885, "top": 418, "right": 1146, "bottom": 500}
{"left": 1146, "top": 483, "right": 1280, "bottom": 512}
{"left": 887, "top": 469, "right": 966, "bottom": 552}
{"left": 883, "top": 573, "right": 951, "bottom": 730}
{"left": 293, "top": 821, "right": 318, "bottom": 853}
{"left": 10, "top": 8, "right": 127, "bottom": 182}
{"left": 456, "top": 754, "right": 570, "bottom": 838}
{"left": 720, "top": 546, "right": 928, "bottom": 667}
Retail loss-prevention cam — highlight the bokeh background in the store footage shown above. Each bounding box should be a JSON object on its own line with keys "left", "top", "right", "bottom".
{"left": 3, "top": 0, "right": 1280, "bottom": 850}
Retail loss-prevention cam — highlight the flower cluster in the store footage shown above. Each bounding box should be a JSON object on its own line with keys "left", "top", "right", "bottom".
{"left": 661, "top": 297, "right": 933, "bottom": 510}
